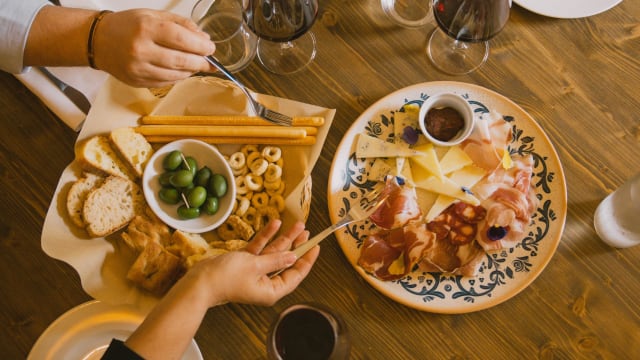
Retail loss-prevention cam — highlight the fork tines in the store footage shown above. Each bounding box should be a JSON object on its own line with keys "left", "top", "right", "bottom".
{"left": 262, "top": 108, "right": 293, "bottom": 127}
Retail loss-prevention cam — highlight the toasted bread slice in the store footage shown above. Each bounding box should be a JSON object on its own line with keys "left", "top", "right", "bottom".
{"left": 127, "top": 241, "right": 183, "bottom": 295}
{"left": 76, "top": 135, "right": 136, "bottom": 180}
{"left": 66, "top": 173, "right": 105, "bottom": 227}
{"left": 83, "top": 176, "right": 145, "bottom": 237}
{"left": 109, "top": 127, "right": 154, "bottom": 178}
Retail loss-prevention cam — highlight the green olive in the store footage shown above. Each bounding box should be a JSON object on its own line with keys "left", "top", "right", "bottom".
{"left": 170, "top": 169, "right": 194, "bottom": 188}
{"left": 158, "top": 171, "right": 175, "bottom": 187}
{"left": 186, "top": 186, "right": 207, "bottom": 208}
{"left": 181, "top": 157, "right": 198, "bottom": 177}
{"left": 208, "top": 173, "right": 228, "bottom": 197}
{"left": 194, "top": 166, "right": 212, "bottom": 187}
{"left": 162, "top": 150, "right": 183, "bottom": 171}
{"left": 158, "top": 187, "right": 180, "bottom": 205}
{"left": 202, "top": 196, "right": 219, "bottom": 215}
{"left": 177, "top": 205, "right": 200, "bottom": 219}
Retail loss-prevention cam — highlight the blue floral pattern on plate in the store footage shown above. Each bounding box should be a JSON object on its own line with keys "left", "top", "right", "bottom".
{"left": 328, "top": 82, "right": 567, "bottom": 313}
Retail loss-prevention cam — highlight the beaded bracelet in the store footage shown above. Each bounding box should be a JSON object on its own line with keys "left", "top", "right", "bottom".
{"left": 87, "top": 10, "right": 113, "bottom": 69}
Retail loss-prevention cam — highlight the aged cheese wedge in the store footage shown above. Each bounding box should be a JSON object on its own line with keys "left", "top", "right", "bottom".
{"left": 439, "top": 145, "right": 473, "bottom": 175}
{"left": 409, "top": 143, "right": 444, "bottom": 181}
{"left": 355, "top": 133, "right": 421, "bottom": 158}
{"left": 424, "top": 165, "right": 487, "bottom": 221}
{"left": 414, "top": 173, "right": 480, "bottom": 206}
{"left": 368, "top": 157, "right": 396, "bottom": 182}
{"left": 397, "top": 157, "right": 414, "bottom": 185}
{"left": 393, "top": 104, "right": 420, "bottom": 145}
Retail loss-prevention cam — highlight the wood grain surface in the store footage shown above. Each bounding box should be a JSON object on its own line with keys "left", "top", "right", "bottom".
{"left": 1, "top": 1, "right": 639, "bottom": 359}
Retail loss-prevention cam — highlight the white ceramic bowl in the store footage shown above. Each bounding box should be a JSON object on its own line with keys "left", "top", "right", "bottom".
{"left": 142, "top": 139, "right": 235, "bottom": 233}
{"left": 418, "top": 92, "right": 475, "bottom": 146}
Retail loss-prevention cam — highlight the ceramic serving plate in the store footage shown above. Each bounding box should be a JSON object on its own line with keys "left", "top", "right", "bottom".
{"left": 514, "top": 0, "right": 621, "bottom": 19}
{"left": 328, "top": 81, "right": 567, "bottom": 314}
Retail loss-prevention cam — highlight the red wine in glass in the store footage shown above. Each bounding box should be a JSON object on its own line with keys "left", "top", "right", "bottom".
{"left": 428, "top": 0, "right": 510, "bottom": 75}
{"left": 244, "top": 0, "right": 319, "bottom": 74}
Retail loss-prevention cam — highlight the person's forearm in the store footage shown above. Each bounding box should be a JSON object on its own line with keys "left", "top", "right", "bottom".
{"left": 23, "top": 5, "right": 97, "bottom": 67}
{"left": 125, "top": 271, "right": 215, "bottom": 360}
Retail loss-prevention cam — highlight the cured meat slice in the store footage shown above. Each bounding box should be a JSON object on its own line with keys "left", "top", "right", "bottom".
{"left": 461, "top": 112, "right": 512, "bottom": 172}
{"left": 474, "top": 154, "right": 539, "bottom": 251}
{"left": 369, "top": 177, "right": 421, "bottom": 230}
{"left": 358, "top": 222, "right": 435, "bottom": 281}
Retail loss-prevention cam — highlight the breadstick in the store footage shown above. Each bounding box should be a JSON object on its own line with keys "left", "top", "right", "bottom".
{"left": 144, "top": 135, "right": 316, "bottom": 146}
{"left": 139, "top": 115, "right": 325, "bottom": 127}
{"left": 135, "top": 125, "right": 313, "bottom": 138}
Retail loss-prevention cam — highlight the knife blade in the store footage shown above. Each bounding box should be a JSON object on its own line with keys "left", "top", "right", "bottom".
{"left": 39, "top": 67, "right": 92, "bottom": 115}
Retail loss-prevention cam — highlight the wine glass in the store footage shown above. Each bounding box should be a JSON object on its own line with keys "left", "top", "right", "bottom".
{"left": 243, "top": 0, "right": 319, "bottom": 75}
{"left": 427, "top": 0, "right": 510, "bottom": 75}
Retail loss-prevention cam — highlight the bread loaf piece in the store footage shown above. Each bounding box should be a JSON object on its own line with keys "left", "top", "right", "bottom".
{"left": 127, "top": 242, "right": 183, "bottom": 295}
{"left": 66, "top": 173, "right": 105, "bottom": 227}
{"left": 83, "top": 175, "right": 145, "bottom": 237}
{"left": 76, "top": 135, "right": 136, "bottom": 180}
{"left": 109, "top": 127, "right": 154, "bottom": 178}
{"left": 165, "top": 230, "right": 210, "bottom": 259}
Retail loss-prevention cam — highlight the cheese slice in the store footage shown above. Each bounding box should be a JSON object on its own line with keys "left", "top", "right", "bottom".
{"left": 414, "top": 174, "right": 480, "bottom": 206}
{"left": 409, "top": 143, "right": 444, "bottom": 180}
{"left": 424, "top": 165, "right": 487, "bottom": 221}
{"left": 397, "top": 157, "right": 414, "bottom": 185}
{"left": 439, "top": 145, "right": 473, "bottom": 175}
{"left": 355, "top": 134, "right": 421, "bottom": 158}
{"left": 393, "top": 104, "right": 420, "bottom": 145}
{"left": 368, "top": 157, "right": 396, "bottom": 182}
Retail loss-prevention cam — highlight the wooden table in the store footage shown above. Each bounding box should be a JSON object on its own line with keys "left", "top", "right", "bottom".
{"left": 2, "top": 1, "right": 639, "bottom": 358}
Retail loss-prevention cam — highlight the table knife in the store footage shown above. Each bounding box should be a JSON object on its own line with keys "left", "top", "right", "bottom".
{"left": 39, "top": 67, "right": 91, "bottom": 115}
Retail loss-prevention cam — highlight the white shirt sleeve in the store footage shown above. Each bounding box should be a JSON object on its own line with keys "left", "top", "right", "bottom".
{"left": 0, "top": 0, "right": 50, "bottom": 74}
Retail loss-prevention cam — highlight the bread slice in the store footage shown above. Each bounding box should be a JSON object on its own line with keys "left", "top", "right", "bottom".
{"left": 76, "top": 135, "right": 136, "bottom": 180}
{"left": 165, "top": 230, "right": 210, "bottom": 259}
{"left": 66, "top": 173, "right": 105, "bottom": 227}
{"left": 127, "top": 241, "right": 183, "bottom": 295}
{"left": 109, "top": 127, "right": 154, "bottom": 178}
{"left": 83, "top": 175, "right": 145, "bottom": 237}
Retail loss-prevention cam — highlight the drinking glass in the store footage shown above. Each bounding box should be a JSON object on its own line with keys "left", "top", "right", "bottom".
{"left": 266, "top": 303, "right": 350, "bottom": 360}
{"left": 381, "top": 0, "right": 432, "bottom": 28}
{"left": 243, "top": 0, "right": 319, "bottom": 75}
{"left": 191, "top": 0, "right": 258, "bottom": 73}
{"left": 594, "top": 173, "right": 640, "bottom": 248}
{"left": 427, "top": 0, "right": 510, "bottom": 75}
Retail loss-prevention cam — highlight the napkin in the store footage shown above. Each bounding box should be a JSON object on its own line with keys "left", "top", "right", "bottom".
{"left": 14, "top": 0, "right": 198, "bottom": 131}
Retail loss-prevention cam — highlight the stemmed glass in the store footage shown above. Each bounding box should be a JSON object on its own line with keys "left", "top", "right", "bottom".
{"left": 427, "top": 0, "right": 510, "bottom": 75}
{"left": 243, "top": 0, "right": 319, "bottom": 75}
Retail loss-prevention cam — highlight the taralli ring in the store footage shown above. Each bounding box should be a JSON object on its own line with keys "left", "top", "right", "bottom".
{"left": 269, "top": 195, "right": 285, "bottom": 212}
{"left": 262, "top": 146, "right": 282, "bottom": 163}
{"left": 235, "top": 197, "right": 251, "bottom": 216}
{"left": 266, "top": 180, "right": 286, "bottom": 196}
{"left": 255, "top": 206, "right": 280, "bottom": 231}
{"left": 249, "top": 158, "right": 268, "bottom": 176}
{"left": 228, "top": 152, "right": 246, "bottom": 170}
{"left": 241, "top": 144, "right": 259, "bottom": 157}
{"left": 242, "top": 207, "right": 257, "bottom": 225}
{"left": 235, "top": 175, "right": 250, "bottom": 195}
{"left": 265, "top": 164, "right": 282, "bottom": 182}
{"left": 264, "top": 178, "right": 282, "bottom": 191}
{"left": 245, "top": 173, "right": 263, "bottom": 191}
{"left": 251, "top": 192, "right": 269, "bottom": 208}
{"left": 246, "top": 151, "right": 262, "bottom": 168}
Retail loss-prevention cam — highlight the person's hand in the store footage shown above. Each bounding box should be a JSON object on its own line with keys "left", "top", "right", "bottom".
{"left": 93, "top": 9, "right": 215, "bottom": 88}
{"left": 187, "top": 220, "right": 320, "bottom": 307}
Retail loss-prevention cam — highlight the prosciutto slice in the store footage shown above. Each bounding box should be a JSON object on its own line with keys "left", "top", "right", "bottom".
{"left": 473, "top": 154, "right": 539, "bottom": 251}
{"left": 461, "top": 111, "right": 512, "bottom": 172}
{"left": 358, "top": 222, "right": 435, "bottom": 281}
{"left": 369, "top": 177, "right": 421, "bottom": 230}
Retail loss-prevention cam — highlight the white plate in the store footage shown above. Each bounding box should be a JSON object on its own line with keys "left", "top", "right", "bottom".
{"left": 328, "top": 81, "right": 567, "bottom": 314}
{"left": 514, "top": 0, "right": 621, "bottom": 19}
{"left": 28, "top": 300, "right": 203, "bottom": 360}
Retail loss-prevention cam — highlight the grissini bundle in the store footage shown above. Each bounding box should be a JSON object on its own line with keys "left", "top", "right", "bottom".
{"left": 135, "top": 125, "right": 317, "bottom": 138}
{"left": 143, "top": 135, "right": 316, "bottom": 146}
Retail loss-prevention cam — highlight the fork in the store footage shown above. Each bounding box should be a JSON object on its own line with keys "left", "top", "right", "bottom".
{"left": 204, "top": 56, "right": 293, "bottom": 126}
{"left": 270, "top": 187, "right": 387, "bottom": 277}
